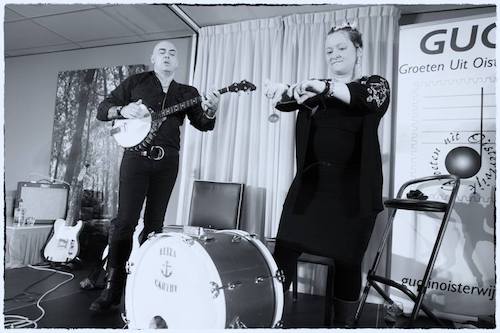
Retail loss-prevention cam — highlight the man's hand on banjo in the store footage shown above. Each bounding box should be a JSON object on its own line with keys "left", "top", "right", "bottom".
{"left": 120, "top": 99, "right": 149, "bottom": 119}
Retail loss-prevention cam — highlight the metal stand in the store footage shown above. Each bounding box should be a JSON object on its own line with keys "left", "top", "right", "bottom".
{"left": 353, "top": 175, "right": 460, "bottom": 328}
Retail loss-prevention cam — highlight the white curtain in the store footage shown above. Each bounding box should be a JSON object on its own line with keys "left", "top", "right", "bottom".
{"left": 175, "top": 5, "right": 400, "bottom": 296}
{"left": 175, "top": 17, "right": 296, "bottom": 239}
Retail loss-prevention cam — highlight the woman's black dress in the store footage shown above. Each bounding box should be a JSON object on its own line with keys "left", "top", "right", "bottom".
{"left": 276, "top": 75, "right": 390, "bottom": 266}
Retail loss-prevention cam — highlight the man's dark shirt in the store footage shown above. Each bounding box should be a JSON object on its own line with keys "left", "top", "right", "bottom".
{"left": 97, "top": 71, "right": 215, "bottom": 151}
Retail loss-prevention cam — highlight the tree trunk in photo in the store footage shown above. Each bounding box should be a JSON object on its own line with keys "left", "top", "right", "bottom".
{"left": 84, "top": 111, "right": 92, "bottom": 164}
{"left": 53, "top": 71, "right": 76, "bottom": 178}
{"left": 103, "top": 68, "right": 108, "bottom": 97}
{"left": 118, "top": 66, "right": 124, "bottom": 83}
{"left": 64, "top": 69, "right": 96, "bottom": 184}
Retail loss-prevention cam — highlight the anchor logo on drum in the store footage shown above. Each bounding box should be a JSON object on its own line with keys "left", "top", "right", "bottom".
{"left": 161, "top": 261, "right": 173, "bottom": 278}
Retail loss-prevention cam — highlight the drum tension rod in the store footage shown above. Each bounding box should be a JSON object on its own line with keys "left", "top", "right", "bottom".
{"left": 274, "top": 269, "right": 285, "bottom": 283}
{"left": 125, "top": 261, "right": 135, "bottom": 274}
{"left": 210, "top": 281, "right": 242, "bottom": 298}
{"left": 254, "top": 269, "right": 285, "bottom": 284}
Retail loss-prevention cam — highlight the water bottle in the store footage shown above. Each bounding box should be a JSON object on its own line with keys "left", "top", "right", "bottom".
{"left": 14, "top": 198, "right": 26, "bottom": 226}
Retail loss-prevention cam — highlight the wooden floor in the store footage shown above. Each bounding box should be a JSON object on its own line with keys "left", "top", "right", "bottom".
{"left": 3, "top": 265, "right": 487, "bottom": 329}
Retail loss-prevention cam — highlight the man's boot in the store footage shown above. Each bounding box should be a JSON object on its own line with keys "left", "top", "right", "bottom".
{"left": 89, "top": 267, "right": 125, "bottom": 313}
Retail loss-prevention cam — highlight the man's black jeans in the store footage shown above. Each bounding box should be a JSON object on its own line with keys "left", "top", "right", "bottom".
{"left": 107, "top": 146, "right": 179, "bottom": 268}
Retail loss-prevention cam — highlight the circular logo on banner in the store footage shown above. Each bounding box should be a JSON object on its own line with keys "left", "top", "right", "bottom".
{"left": 429, "top": 131, "right": 496, "bottom": 196}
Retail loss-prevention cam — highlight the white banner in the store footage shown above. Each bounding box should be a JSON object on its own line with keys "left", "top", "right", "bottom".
{"left": 392, "top": 14, "right": 496, "bottom": 320}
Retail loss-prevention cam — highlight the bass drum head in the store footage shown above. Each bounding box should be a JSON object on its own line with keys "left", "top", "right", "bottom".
{"left": 215, "top": 230, "right": 284, "bottom": 327}
{"left": 125, "top": 233, "right": 226, "bottom": 329}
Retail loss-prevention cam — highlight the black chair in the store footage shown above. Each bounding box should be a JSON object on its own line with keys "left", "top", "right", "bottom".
{"left": 263, "top": 237, "right": 335, "bottom": 327}
{"left": 353, "top": 174, "right": 461, "bottom": 327}
{"left": 187, "top": 180, "right": 245, "bottom": 230}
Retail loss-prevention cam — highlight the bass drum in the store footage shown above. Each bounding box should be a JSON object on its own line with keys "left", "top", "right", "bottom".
{"left": 125, "top": 230, "right": 284, "bottom": 329}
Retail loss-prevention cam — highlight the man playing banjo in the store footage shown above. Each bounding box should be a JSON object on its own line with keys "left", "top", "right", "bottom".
{"left": 91, "top": 40, "right": 220, "bottom": 313}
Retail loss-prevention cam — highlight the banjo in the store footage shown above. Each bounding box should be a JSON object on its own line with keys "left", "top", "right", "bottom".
{"left": 110, "top": 80, "right": 256, "bottom": 151}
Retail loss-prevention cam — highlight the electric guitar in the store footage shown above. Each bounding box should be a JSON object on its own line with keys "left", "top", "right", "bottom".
{"left": 44, "top": 164, "right": 89, "bottom": 263}
{"left": 110, "top": 80, "right": 256, "bottom": 151}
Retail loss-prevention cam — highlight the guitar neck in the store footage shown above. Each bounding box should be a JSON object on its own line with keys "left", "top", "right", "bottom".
{"left": 152, "top": 87, "right": 228, "bottom": 121}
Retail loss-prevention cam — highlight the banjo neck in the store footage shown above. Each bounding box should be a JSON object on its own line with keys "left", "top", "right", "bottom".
{"left": 152, "top": 87, "right": 229, "bottom": 121}
{"left": 110, "top": 80, "right": 256, "bottom": 150}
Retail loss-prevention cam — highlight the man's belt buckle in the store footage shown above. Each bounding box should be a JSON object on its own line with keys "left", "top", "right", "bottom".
{"left": 149, "top": 146, "right": 165, "bottom": 160}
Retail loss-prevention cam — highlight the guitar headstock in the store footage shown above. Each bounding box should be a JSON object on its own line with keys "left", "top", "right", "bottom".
{"left": 227, "top": 80, "right": 256, "bottom": 93}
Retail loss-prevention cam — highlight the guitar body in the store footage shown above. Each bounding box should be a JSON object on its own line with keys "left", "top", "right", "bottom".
{"left": 44, "top": 219, "right": 84, "bottom": 263}
{"left": 44, "top": 165, "right": 89, "bottom": 263}
{"left": 111, "top": 114, "right": 152, "bottom": 148}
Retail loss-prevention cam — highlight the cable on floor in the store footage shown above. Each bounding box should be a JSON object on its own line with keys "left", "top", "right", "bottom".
{"left": 5, "top": 268, "right": 56, "bottom": 303}
{"left": 4, "top": 265, "right": 74, "bottom": 329}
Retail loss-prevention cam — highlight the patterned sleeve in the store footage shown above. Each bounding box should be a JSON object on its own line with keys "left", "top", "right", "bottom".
{"left": 346, "top": 75, "right": 390, "bottom": 116}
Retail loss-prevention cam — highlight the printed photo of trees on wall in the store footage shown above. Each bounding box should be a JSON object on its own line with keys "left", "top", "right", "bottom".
{"left": 49, "top": 65, "right": 147, "bottom": 223}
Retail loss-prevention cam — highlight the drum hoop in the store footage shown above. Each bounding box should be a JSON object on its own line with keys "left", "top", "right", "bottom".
{"left": 214, "top": 230, "right": 284, "bottom": 327}
{"left": 125, "top": 232, "right": 226, "bottom": 329}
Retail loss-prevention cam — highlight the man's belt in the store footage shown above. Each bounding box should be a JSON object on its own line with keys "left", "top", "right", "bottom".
{"left": 130, "top": 145, "right": 165, "bottom": 161}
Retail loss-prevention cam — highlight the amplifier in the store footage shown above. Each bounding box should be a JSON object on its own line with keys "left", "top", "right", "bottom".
{"left": 16, "top": 182, "right": 69, "bottom": 224}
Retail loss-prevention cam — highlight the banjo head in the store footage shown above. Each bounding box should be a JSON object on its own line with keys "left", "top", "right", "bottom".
{"left": 112, "top": 113, "right": 152, "bottom": 148}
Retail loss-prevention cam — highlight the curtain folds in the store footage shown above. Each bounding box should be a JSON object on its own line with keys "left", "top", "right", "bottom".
{"left": 175, "top": 17, "right": 296, "bottom": 239}
{"left": 174, "top": 5, "right": 400, "bottom": 295}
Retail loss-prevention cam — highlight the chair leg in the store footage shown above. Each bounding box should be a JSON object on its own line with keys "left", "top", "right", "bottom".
{"left": 353, "top": 281, "right": 372, "bottom": 325}
{"left": 353, "top": 208, "right": 397, "bottom": 325}
{"left": 410, "top": 207, "right": 454, "bottom": 323}
{"left": 324, "top": 265, "right": 334, "bottom": 326}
